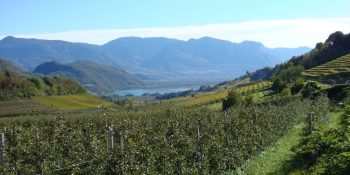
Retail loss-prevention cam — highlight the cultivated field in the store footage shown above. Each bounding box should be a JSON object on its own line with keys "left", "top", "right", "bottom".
{"left": 185, "top": 81, "right": 272, "bottom": 107}
{"left": 303, "top": 53, "right": 350, "bottom": 77}
{"left": 0, "top": 99, "right": 47, "bottom": 113}
{"left": 33, "top": 94, "right": 116, "bottom": 110}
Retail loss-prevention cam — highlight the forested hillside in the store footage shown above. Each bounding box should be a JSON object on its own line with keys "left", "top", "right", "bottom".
{"left": 245, "top": 31, "right": 350, "bottom": 85}
{"left": 0, "top": 69, "right": 86, "bottom": 101}
{"left": 33, "top": 60, "right": 145, "bottom": 92}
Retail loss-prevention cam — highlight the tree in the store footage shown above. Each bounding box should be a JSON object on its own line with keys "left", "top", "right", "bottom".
{"left": 290, "top": 78, "right": 305, "bottom": 95}
{"left": 244, "top": 92, "right": 254, "bottom": 106}
{"left": 315, "top": 42, "right": 324, "bottom": 51}
{"left": 0, "top": 70, "right": 5, "bottom": 83}
{"left": 301, "top": 81, "right": 321, "bottom": 98}
{"left": 326, "top": 31, "right": 345, "bottom": 49}
{"left": 127, "top": 98, "right": 135, "bottom": 112}
{"left": 272, "top": 78, "right": 287, "bottom": 93}
{"left": 222, "top": 89, "right": 241, "bottom": 111}
{"left": 28, "top": 78, "right": 43, "bottom": 90}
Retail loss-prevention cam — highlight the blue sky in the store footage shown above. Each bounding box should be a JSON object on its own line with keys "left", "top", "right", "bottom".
{"left": 1, "top": 0, "right": 350, "bottom": 48}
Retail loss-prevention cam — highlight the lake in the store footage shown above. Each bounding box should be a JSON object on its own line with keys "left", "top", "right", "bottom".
{"left": 111, "top": 87, "right": 199, "bottom": 96}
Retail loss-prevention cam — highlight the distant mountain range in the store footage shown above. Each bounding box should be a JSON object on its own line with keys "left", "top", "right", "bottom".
{"left": 0, "top": 36, "right": 311, "bottom": 83}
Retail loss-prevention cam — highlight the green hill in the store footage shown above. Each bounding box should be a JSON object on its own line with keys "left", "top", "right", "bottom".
{"left": 33, "top": 60, "right": 145, "bottom": 93}
{"left": 0, "top": 58, "right": 43, "bottom": 79}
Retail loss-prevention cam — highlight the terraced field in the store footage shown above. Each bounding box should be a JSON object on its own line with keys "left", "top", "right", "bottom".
{"left": 303, "top": 53, "right": 350, "bottom": 77}
{"left": 185, "top": 81, "right": 272, "bottom": 107}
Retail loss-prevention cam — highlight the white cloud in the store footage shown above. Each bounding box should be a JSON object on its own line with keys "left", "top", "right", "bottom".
{"left": 1, "top": 18, "right": 350, "bottom": 48}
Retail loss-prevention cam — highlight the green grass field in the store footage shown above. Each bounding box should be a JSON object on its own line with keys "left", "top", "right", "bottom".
{"left": 33, "top": 94, "right": 116, "bottom": 110}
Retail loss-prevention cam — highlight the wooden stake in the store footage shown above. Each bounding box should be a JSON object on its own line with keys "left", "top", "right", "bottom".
{"left": 0, "top": 133, "right": 4, "bottom": 163}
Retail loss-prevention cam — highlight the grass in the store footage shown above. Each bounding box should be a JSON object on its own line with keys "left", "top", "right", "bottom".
{"left": 225, "top": 111, "right": 344, "bottom": 175}
{"left": 33, "top": 94, "right": 117, "bottom": 110}
{"left": 226, "top": 123, "right": 305, "bottom": 175}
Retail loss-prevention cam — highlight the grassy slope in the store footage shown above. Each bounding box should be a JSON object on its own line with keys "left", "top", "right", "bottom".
{"left": 33, "top": 94, "right": 116, "bottom": 110}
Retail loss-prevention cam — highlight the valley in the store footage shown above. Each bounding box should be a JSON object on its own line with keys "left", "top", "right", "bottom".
{"left": 0, "top": 31, "right": 349, "bottom": 174}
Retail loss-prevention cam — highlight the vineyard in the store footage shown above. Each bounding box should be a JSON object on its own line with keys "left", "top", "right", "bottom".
{"left": 0, "top": 96, "right": 329, "bottom": 174}
{"left": 303, "top": 53, "right": 350, "bottom": 77}
{"left": 185, "top": 81, "right": 272, "bottom": 107}
{"left": 33, "top": 94, "right": 116, "bottom": 110}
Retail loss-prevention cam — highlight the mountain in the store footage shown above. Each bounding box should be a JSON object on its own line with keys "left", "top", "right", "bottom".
{"left": 102, "top": 37, "right": 311, "bottom": 80}
{"left": 0, "top": 36, "right": 136, "bottom": 72}
{"left": 0, "top": 36, "right": 312, "bottom": 82}
{"left": 101, "top": 37, "right": 183, "bottom": 66}
{"left": 0, "top": 58, "right": 43, "bottom": 79}
{"left": 33, "top": 60, "right": 145, "bottom": 92}
{"left": 265, "top": 46, "right": 312, "bottom": 62}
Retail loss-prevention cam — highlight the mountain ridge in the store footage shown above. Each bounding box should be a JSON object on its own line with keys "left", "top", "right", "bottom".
{"left": 0, "top": 36, "right": 312, "bottom": 81}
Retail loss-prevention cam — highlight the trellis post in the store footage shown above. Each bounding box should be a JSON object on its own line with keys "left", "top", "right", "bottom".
{"left": 109, "top": 127, "right": 114, "bottom": 152}
{"left": 35, "top": 128, "right": 39, "bottom": 147}
{"left": 308, "top": 112, "right": 313, "bottom": 135}
{"left": 0, "top": 133, "right": 4, "bottom": 163}
{"left": 196, "top": 119, "right": 202, "bottom": 175}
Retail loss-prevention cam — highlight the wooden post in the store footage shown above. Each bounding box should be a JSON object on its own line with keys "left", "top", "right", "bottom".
{"left": 196, "top": 120, "right": 202, "bottom": 175}
{"left": 119, "top": 131, "right": 125, "bottom": 175}
{"left": 119, "top": 131, "right": 124, "bottom": 153}
{"left": 0, "top": 133, "right": 4, "bottom": 163}
{"left": 35, "top": 128, "right": 39, "bottom": 147}
{"left": 109, "top": 128, "right": 114, "bottom": 152}
{"left": 308, "top": 112, "right": 313, "bottom": 135}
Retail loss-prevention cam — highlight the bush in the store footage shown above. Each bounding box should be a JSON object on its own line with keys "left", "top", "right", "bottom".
{"left": 280, "top": 87, "right": 291, "bottom": 96}
{"left": 222, "top": 89, "right": 241, "bottom": 110}
{"left": 290, "top": 78, "right": 305, "bottom": 95}
{"left": 272, "top": 78, "right": 287, "bottom": 93}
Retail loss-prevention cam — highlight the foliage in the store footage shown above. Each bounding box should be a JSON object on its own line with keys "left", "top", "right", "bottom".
{"left": 286, "top": 105, "right": 350, "bottom": 175}
{"left": 127, "top": 98, "right": 135, "bottom": 112}
{"left": 273, "top": 65, "right": 304, "bottom": 82}
{"left": 222, "top": 89, "right": 241, "bottom": 110}
{"left": 300, "top": 81, "right": 321, "bottom": 98}
{"left": 185, "top": 81, "right": 271, "bottom": 107}
{"left": 290, "top": 77, "right": 305, "bottom": 95}
{"left": 271, "top": 78, "right": 287, "bottom": 93}
{"left": 322, "top": 84, "right": 350, "bottom": 101}
{"left": 155, "top": 90, "right": 193, "bottom": 100}
{"left": 0, "top": 69, "right": 38, "bottom": 100}
{"left": 0, "top": 69, "right": 87, "bottom": 101}
{"left": 280, "top": 87, "right": 291, "bottom": 96}
{"left": 42, "top": 76, "right": 86, "bottom": 96}
{"left": 0, "top": 96, "right": 328, "bottom": 174}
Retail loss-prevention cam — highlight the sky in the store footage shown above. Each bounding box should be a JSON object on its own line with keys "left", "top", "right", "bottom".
{"left": 1, "top": 0, "right": 350, "bottom": 48}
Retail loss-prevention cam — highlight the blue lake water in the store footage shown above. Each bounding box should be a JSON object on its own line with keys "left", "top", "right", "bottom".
{"left": 111, "top": 87, "right": 199, "bottom": 96}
